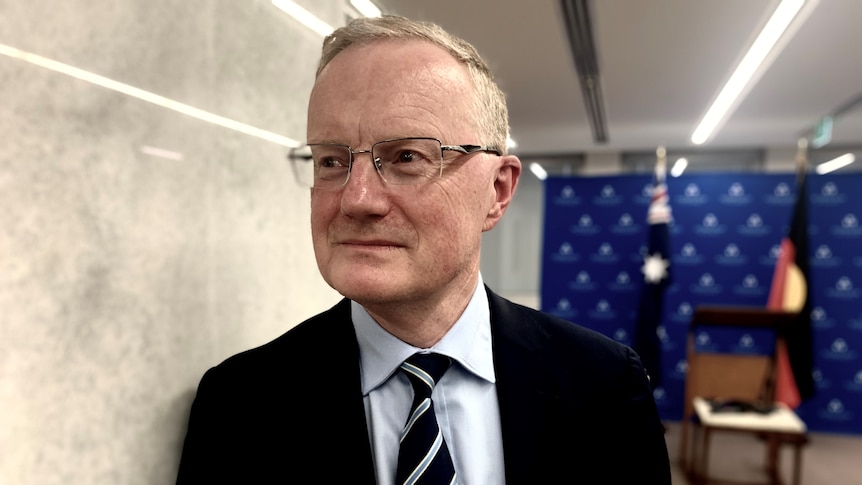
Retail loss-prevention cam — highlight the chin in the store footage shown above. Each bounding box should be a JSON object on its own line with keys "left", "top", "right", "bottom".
{"left": 325, "top": 265, "right": 406, "bottom": 303}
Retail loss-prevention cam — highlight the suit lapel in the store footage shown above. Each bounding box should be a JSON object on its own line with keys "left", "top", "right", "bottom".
{"left": 487, "top": 290, "right": 566, "bottom": 483}
{"left": 310, "top": 299, "right": 377, "bottom": 484}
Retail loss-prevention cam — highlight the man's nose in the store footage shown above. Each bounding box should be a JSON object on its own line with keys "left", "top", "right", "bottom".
{"left": 345, "top": 150, "right": 382, "bottom": 187}
{"left": 338, "top": 150, "right": 391, "bottom": 215}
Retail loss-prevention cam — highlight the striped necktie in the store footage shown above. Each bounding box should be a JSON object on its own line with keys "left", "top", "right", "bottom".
{"left": 395, "top": 353, "right": 457, "bottom": 485}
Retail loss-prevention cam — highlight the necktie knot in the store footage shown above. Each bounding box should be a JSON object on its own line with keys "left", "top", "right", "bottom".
{"left": 400, "top": 353, "right": 452, "bottom": 397}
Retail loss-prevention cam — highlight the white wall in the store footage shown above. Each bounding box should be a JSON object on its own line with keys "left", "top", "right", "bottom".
{"left": 0, "top": 1, "right": 344, "bottom": 483}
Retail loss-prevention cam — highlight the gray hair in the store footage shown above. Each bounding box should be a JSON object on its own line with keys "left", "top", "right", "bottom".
{"left": 316, "top": 15, "right": 510, "bottom": 154}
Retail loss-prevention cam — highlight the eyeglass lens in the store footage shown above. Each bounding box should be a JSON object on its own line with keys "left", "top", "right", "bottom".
{"left": 293, "top": 138, "right": 444, "bottom": 189}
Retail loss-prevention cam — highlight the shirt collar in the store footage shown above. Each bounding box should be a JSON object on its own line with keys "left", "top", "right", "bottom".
{"left": 352, "top": 274, "right": 496, "bottom": 395}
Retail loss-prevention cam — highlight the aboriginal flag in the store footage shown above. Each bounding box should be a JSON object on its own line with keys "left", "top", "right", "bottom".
{"left": 766, "top": 165, "right": 814, "bottom": 409}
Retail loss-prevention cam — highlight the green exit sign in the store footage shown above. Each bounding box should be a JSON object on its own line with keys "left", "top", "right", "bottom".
{"left": 812, "top": 116, "right": 833, "bottom": 148}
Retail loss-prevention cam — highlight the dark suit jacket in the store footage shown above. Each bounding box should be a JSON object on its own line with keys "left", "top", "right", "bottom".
{"left": 176, "top": 288, "right": 671, "bottom": 484}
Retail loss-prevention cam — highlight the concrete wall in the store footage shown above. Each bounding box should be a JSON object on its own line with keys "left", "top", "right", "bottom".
{"left": 0, "top": 1, "right": 344, "bottom": 483}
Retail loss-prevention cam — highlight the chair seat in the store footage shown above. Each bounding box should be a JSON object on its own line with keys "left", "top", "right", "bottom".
{"left": 693, "top": 397, "right": 807, "bottom": 434}
{"left": 690, "top": 397, "right": 808, "bottom": 485}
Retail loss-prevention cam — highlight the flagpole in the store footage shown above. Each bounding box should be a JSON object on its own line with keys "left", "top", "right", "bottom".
{"left": 795, "top": 137, "right": 808, "bottom": 185}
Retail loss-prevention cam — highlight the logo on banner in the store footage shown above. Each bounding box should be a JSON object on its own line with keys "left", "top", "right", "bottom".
{"left": 822, "top": 338, "right": 857, "bottom": 361}
{"left": 568, "top": 271, "right": 596, "bottom": 291}
{"left": 764, "top": 182, "right": 795, "bottom": 205}
{"left": 551, "top": 298, "right": 577, "bottom": 319}
{"left": 652, "top": 387, "right": 667, "bottom": 405}
{"left": 695, "top": 331, "right": 718, "bottom": 352}
{"left": 553, "top": 185, "right": 582, "bottom": 206}
{"left": 730, "top": 333, "right": 763, "bottom": 354}
{"left": 675, "top": 183, "right": 708, "bottom": 205}
{"left": 691, "top": 273, "right": 723, "bottom": 295}
{"left": 589, "top": 299, "right": 617, "bottom": 319}
{"left": 551, "top": 242, "right": 580, "bottom": 263}
{"left": 669, "top": 302, "right": 694, "bottom": 324}
{"left": 818, "top": 398, "right": 853, "bottom": 421}
{"left": 738, "top": 213, "right": 772, "bottom": 236}
{"left": 635, "top": 183, "right": 654, "bottom": 204}
{"left": 593, "top": 184, "right": 623, "bottom": 205}
{"left": 827, "top": 276, "right": 861, "bottom": 299}
{"left": 813, "top": 367, "right": 832, "bottom": 389}
{"left": 733, "top": 274, "right": 766, "bottom": 297}
{"left": 590, "top": 242, "right": 620, "bottom": 263}
{"left": 608, "top": 271, "right": 636, "bottom": 292}
{"left": 715, "top": 243, "right": 748, "bottom": 265}
{"left": 570, "top": 213, "right": 600, "bottom": 235}
{"left": 759, "top": 244, "right": 781, "bottom": 266}
{"left": 844, "top": 369, "right": 862, "bottom": 392}
{"left": 673, "top": 359, "right": 688, "bottom": 380}
{"left": 812, "top": 244, "right": 841, "bottom": 268}
{"left": 694, "top": 213, "right": 727, "bottom": 235}
{"left": 831, "top": 213, "right": 862, "bottom": 236}
{"left": 675, "top": 243, "right": 705, "bottom": 265}
{"left": 719, "top": 182, "right": 752, "bottom": 205}
{"left": 612, "top": 327, "right": 628, "bottom": 343}
{"left": 811, "top": 181, "right": 847, "bottom": 205}
{"left": 611, "top": 212, "right": 639, "bottom": 234}
{"left": 812, "top": 306, "right": 837, "bottom": 329}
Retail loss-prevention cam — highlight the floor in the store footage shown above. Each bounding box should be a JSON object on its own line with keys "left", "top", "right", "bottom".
{"left": 663, "top": 421, "right": 862, "bottom": 484}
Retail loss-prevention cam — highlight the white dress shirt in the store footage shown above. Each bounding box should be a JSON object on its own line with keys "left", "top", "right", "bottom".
{"left": 352, "top": 276, "right": 506, "bottom": 485}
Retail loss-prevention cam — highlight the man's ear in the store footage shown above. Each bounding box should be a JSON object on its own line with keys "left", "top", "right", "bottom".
{"left": 483, "top": 155, "right": 522, "bottom": 231}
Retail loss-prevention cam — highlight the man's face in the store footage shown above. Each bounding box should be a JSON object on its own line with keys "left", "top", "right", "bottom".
{"left": 306, "top": 39, "right": 519, "bottom": 307}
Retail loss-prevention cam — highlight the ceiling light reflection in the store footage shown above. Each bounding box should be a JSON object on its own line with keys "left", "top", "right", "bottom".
{"left": 670, "top": 157, "right": 688, "bottom": 177}
{"left": 0, "top": 43, "right": 299, "bottom": 147}
{"left": 690, "top": 0, "right": 813, "bottom": 145}
{"left": 529, "top": 162, "right": 548, "bottom": 180}
{"left": 815, "top": 153, "right": 855, "bottom": 174}
{"left": 272, "top": 0, "right": 334, "bottom": 36}
{"left": 350, "top": 0, "right": 382, "bottom": 17}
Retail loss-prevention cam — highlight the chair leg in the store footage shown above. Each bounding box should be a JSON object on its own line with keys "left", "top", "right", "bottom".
{"left": 687, "top": 424, "right": 698, "bottom": 482}
{"left": 680, "top": 420, "right": 689, "bottom": 470}
{"left": 791, "top": 438, "right": 804, "bottom": 485}
{"left": 697, "top": 427, "right": 711, "bottom": 485}
{"left": 765, "top": 434, "right": 780, "bottom": 485}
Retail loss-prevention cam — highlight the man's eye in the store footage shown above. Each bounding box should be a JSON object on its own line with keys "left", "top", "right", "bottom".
{"left": 395, "top": 150, "right": 417, "bottom": 163}
{"left": 319, "top": 157, "right": 346, "bottom": 168}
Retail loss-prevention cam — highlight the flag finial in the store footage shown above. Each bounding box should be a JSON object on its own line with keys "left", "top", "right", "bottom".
{"left": 655, "top": 146, "right": 667, "bottom": 181}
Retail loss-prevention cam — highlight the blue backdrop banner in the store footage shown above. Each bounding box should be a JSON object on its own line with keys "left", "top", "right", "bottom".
{"left": 540, "top": 172, "right": 862, "bottom": 434}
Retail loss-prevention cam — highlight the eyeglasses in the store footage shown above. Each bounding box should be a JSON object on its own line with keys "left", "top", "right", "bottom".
{"left": 287, "top": 137, "right": 501, "bottom": 190}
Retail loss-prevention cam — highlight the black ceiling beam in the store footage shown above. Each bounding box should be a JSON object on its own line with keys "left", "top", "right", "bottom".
{"left": 560, "top": 0, "right": 608, "bottom": 143}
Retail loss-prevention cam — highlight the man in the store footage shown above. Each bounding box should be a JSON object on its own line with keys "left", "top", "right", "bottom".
{"left": 177, "top": 15, "right": 670, "bottom": 484}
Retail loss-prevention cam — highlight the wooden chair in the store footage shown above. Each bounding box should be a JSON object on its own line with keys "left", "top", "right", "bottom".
{"left": 679, "top": 306, "right": 809, "bottom": 485}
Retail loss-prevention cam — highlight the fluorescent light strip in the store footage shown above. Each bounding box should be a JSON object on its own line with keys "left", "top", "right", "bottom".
{"left": 670, "top": 157, "right": 688, "bottom": 177}
{"left": 350, "top": 0, "right": 382, "bottom": 18}
{"left": 0, "top": 43, "right": 299, "bottom": 147}
{"left": 529, "top": 162, "right": 548, "bottom": 180}
{"left": 141, "top": 145, "right": 184, "bottom": 160}
{"left": 272, "top": 0, "right": 334, "bottom": 36}
{"left": 815, "top": 153, "right": 855, "bottom": 174}
{"left": 691, "top": 0, "right": 807, "bottom": 145}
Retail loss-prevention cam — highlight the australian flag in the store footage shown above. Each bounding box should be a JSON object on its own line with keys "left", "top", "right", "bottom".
{"left": 633, "top": 156, "right": 672, "bottom": 390}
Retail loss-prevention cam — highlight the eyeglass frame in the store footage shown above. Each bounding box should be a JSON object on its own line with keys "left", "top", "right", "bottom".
{"left": 287, "top": 136, "right": 502, "bottom": 189}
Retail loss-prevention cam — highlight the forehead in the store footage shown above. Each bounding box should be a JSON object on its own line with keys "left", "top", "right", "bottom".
{"left": 308, "top": 39, "right": 477, "bottom": 143}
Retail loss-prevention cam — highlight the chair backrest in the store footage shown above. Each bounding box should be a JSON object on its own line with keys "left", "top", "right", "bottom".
{"left": 681, "top": 306, "right": 797, "bottom": 423}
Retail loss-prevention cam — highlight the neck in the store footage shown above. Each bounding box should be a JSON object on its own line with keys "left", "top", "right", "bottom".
{"left": 364, "top": 274, "right": 479, "bottom": 348}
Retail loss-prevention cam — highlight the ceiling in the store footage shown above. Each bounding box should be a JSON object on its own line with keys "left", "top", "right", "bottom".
{"left": 372, "top": 0, "right": 862, "bottom": 162}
